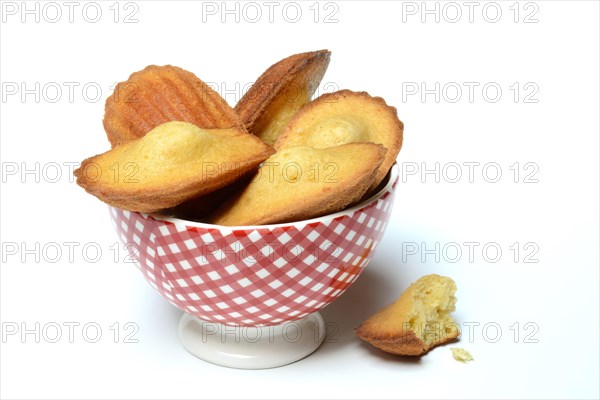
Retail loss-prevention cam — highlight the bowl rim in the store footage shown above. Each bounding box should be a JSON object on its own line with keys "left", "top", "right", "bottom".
{"left": 142, "top": 163, "right": 399, "bottom": 231}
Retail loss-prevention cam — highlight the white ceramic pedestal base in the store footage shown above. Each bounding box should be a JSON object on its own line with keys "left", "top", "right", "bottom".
{"left": 179, "top": 312, "right": 326, "bottom": 369}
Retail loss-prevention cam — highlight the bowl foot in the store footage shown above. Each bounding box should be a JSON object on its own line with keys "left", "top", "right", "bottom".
{"left": 179, "top": 312, "right": 326, "bottom": 369}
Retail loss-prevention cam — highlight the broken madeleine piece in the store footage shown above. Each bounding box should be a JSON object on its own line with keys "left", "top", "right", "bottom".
{"left": 209, "top": 143, "right": 386, "bottom": 226}
{"left": 355, "top": 274, "right": 460, "bottom": 356}
{"left": 104, "top": 65, "right": 242, "bottom": 147}
{"left": 275, "top": 90, "right": 403, "bottom": 190}
{"left": 74, "top": 121, "right": 274, "bottom": 213}
{"left": 235, "top": 50, "right": 331, "bottom": 145}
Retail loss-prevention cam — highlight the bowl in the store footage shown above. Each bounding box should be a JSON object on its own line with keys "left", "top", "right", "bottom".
{"left": 110, "top": 163, "right": 398, "bottom": 368}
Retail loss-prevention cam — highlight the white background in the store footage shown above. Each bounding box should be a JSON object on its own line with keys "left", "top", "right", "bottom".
{"left": 1, "top": 1, "right": 599, "bottom": 399}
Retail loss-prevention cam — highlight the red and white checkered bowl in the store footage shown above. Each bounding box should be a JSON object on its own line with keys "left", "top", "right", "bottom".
{"left": 110, "top": 164, "right": 398, "bottom": 326}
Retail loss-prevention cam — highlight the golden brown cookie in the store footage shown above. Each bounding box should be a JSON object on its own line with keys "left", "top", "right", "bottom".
{"left": 164, "top": 170, "right": 255, "bottom": 222}
{"left": 275, "top": 90, "right": 403, "bottom": 191}
{"left": 355, "top": 274, "right": 460, "bottom": 356}
{"left": 103, "top": 65, "right": 242, "bottom": 147}
{"left": 235, "top": 50, "right": 331, "bottom": 145}
{"left": 209, "top": 143, "right": 386, "bottom": 226}
{"left": 75, "top": 121, "right": 274, "bottom": 213}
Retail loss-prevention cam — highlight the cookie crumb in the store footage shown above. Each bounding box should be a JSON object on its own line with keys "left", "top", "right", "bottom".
{"left": 451, "top": 347, "right": 473, "bottom": 363}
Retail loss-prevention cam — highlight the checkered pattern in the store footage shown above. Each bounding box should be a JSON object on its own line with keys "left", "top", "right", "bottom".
{"left": 110, "top": 177, "right": 397, "bottom": 326}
